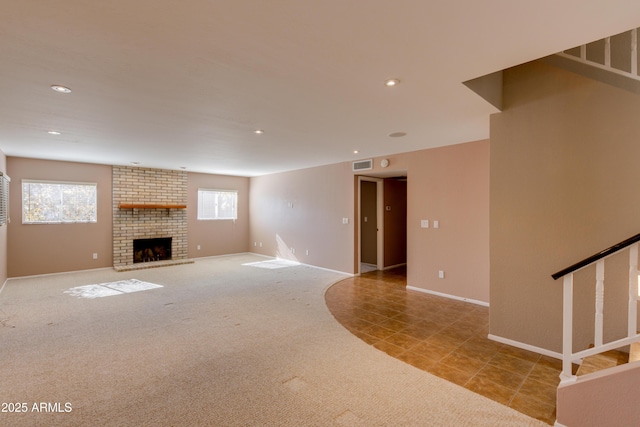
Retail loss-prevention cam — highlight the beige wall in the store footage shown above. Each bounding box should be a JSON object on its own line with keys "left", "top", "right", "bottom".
{"left": 249, "top": 162, "right": 355, "bottom": 273}
{"left": 7, "top": 158, "right": 113, "bottom": 277}
{"left": 247, "top": 140, "right": 489, "bottom": 303}
{"left": 361, "top": 143, "right": 489, "bottom": 302}
{"left": 5, "top": 159, "right": 251, "bottom": 277}
{"left": 404, "top": 141, "right": 490, "bottom": 303}
{"left": 5, "top": 139, "right": 488, "bottom": 306}
{"left": 490, "top": 60, "right": 640, "bottom": 353}
{"left": 187, "top": 172, "right": 250, "bottom": 258}
{"left": 0, "top": 149, "right": 7, "bottom": 286}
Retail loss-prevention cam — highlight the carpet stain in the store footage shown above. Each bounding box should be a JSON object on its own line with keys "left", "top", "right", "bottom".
{"left": 282, "top": 376, "right": 306, "bottom": 392}
{"left": 0, "top": 318, "right": 15, "bottom": 328}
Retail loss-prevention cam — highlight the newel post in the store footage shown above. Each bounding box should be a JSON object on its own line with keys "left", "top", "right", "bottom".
{"left": 561, "top": 273, "right": 576, "bottom": 382}
{"left": 629, "top": 243, "right": 639, "bottom": 338}
{"left": 595, "top": 260, "right": 605, "bottom": 347}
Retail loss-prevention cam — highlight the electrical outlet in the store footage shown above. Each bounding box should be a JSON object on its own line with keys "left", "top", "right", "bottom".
{"left": 438, "top": 270, "right": 445, "bottom": 279}
{"left": 197, "top": 245, "right": 201, "bottom": 250}
{"left": 305, "top": 249, "right": 309, "bottom": 255}
{"left": 92, "top": 253, "right": 98, "bottom": 260}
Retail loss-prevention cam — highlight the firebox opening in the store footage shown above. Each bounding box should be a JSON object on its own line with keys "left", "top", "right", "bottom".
{"left": 133, "top": 237, "right": 172, "bottom": 263}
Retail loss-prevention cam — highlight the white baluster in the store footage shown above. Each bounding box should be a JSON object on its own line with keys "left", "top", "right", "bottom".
{"left": 629, "top": 243, "right": 638, "bottom": 337}
{"left": 561, "top": 273, "right": 576, "bottom": 382}
{"left": 595, "top": 259, "right": 605, "bottom": 347}
{"left": 604, "top": 37, "right": 611, "bottom": 68}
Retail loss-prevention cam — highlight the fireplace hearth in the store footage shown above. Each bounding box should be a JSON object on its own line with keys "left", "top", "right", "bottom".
{"left": 133, "top": 237, "right": 172, "bottom": 263}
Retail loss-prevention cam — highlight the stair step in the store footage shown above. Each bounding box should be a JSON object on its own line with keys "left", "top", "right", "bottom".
{"left": 576, "top": 349, "right": 628, "bottom": 376}
{"left": 629, "top": 342, "right": 640, "bottom": 363}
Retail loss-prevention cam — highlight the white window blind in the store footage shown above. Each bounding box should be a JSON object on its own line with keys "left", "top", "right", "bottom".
{"left": 197, "top": 189, "right": 237, "bottom": 220}
{"left": 0, "top": 172, "right": 9, "bottom": 226}
{"left": 22, "top": 180, "right": 97, "bottom": 224}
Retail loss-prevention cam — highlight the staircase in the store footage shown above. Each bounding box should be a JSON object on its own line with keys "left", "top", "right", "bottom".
{"left": 543, "top": 27, "right": 640, "bottom": 96}
{"left": 551, "top": 233, "right": 640, "bottom": 384}
{"left": 553, "top": 233, "right": 640, "bottom": 427}
{"left": 559, "top": 28, "right": 639, "bottom": 81}
{"left": 575, "top": 348, "right": 632, "bottom": 377}
{"left": 576, "top": 342, "right": 640, "bottom": 376}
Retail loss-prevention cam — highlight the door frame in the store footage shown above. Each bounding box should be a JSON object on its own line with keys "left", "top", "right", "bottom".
{"left": 357, "top": 176, "right": 384, "bottom": 274}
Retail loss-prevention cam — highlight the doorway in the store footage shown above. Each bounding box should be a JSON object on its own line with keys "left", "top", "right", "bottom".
{"left": 357, "top": 175, "right": 407, "bottom": 275}
{"left": 359, "top": 178, "right": 382, "bottom": 272}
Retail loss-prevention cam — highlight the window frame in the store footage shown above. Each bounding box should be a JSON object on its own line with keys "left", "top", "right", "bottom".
{"left": 22, "top": 179, "right": 98, "bottom": 224}
{"left": 197, "top": 188, "right": 238, "bottom": 221}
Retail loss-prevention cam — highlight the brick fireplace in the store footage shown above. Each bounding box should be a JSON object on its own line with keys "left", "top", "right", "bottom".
{"left": 112, "top": 166, "right": 189, "bottom": 270}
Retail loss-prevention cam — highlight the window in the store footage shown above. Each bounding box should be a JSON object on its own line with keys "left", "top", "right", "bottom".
{"left": 22, "top": 180, "right": 97, "bottom": 224}
{"left": 197, "top": 189, "right": 237, "bottom": 220}
{"left": 0, "top": 172, "right": 9, "bottom": 226}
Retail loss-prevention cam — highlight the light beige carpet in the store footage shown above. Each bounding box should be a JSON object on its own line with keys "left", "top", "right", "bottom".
{"left": 0, "top": 254, "right": 545, "bottom": 426}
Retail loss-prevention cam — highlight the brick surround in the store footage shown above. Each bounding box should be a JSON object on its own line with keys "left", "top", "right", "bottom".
{"left": 113, "top": 166, "right": 188, "bottom": 269}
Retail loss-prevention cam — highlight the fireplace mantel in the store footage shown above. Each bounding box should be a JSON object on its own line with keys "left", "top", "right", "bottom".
{"left": 119, "top": 203, "right": 187, "bottom": 209}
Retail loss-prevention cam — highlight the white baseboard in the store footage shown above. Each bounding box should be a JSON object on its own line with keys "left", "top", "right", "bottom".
{"left": 7, "top": 266, "right": 114, "bottom": 281}
{"left": 406, "top": 285, "right": 489, "bottom": 307}
{"left": 382, "top": 263, "right": 406, "bottom": 270}
{"left": 192, "top": 252, "right": 257, "bottom": 261}
{"left": 244, "top": 251, "right": 355, "bottom": 276}
{"left": 488, "top": 334, "right": 563, "bottom": 360}
{"left": 289, "top": 259, "right": 353, "bottom": 276}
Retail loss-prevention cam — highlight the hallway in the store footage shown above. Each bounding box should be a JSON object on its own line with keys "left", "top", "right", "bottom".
{"left": 325, "top": 267, "right": 559, "bottom": 425}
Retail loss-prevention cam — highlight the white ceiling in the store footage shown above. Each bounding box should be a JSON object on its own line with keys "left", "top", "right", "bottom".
{"left": 2, "top": 1, "right": 640, "bottom": 177}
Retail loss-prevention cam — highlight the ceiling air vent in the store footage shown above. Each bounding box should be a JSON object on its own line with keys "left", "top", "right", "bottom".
{"left": 352, "top": 159, "right": 373, "bottom": 172}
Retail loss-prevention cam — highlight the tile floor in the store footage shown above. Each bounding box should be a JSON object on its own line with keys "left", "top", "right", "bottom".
{"left": 325, "top": 267, "right": 561, "bottom": 425}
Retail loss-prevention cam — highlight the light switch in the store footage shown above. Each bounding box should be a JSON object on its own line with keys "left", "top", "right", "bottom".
{"left": 342, "top": 218, "right": 349, "bottom": 224}
{"left": 421, "top": 220, "right": 429, "bottom": 228}
{"left": 434, "top": 220, "right": 439, "bottom": 229}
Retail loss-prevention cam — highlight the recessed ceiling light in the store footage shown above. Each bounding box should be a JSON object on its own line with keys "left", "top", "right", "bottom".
{"left": 384, "top": 79, "right": 400, "bottom": 87}
{"left": 254, "top": 129, "right": 264, "bottom": 134}
{"left": 47, "top": 131, "right": 61, "bottom": 135}
{"left": 388, "top": 132, "right": 407, "bottom": 138}
{"left": 51, "top": 85, "right": 72, "bottom": 93}
{"left": 353, "top": 150, "right": 359, "bottom": 154}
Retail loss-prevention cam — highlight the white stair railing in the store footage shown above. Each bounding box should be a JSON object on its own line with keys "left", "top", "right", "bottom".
{"left": 552, "top": 234, "right": 640, "bottom": 383}
{"left": 557, "top": 28, "right": 640, "bottom": 82}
